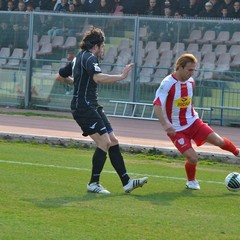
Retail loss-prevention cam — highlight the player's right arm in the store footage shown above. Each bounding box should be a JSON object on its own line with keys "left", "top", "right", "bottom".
{"left": 153, "top": 79, "right": 176, "bottom": 136}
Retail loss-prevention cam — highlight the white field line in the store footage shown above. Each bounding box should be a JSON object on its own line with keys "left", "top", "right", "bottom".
{"left": 0, "top": 159, "right": 224, "bottom": 185}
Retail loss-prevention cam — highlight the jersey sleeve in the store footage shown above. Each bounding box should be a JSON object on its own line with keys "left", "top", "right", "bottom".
{"left": 59, "top": 62, "right": 72, "bottom": 78}
{"left": 153, "top": 79, "right": 171, "bottom": 107}
{"left": 86, "top": 55, "right": 102, "bottom": 77}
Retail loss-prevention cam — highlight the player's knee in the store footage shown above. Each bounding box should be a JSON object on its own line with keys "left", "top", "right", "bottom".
{"left": 186, "top": 156, "right": 198, "bottom": 164}
{"left": 98, "top": 140, "right": 111, "bottom": 152}
{"left": 110, "top": 138, "right": 119, "bottom": 146}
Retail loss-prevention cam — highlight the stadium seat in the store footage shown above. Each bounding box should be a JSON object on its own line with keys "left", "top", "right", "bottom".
{"left": 52, "top": 36, "right": 64, "bottom": 48}
{"left": 38, "top": 35, "right": 51, "bottom": 46}
{"left": 139, "top": 26, "right": 149, "bottom": 42}
{"left": 158, "top": 41, "right": 171, "bottom": 55}
{"left": 183, "top": 29, "right": 202, "bottom": 43}
{"left": 196, "top": 30, "right": 216, "bottom": 44}
{"left": 144, "top": 49, "right": 159, "bottom": 62}
{"left": 137, "top": 48, "right": 145, "bottom": 64}
{"left": 76, "top": 23, "right": 94, "bottom": 38}
{"left": 172, "top": 42, "right": 185, "bottom": 56}
{"left": 105, "top": 46, "right": 118, "bottom": 58}
{"left": 160, "top": 50, "right": 173, "bottom": 62}
{"left": 186, "top": 43, "right": 199, "bottom": 53}
{"left": 215, "top": 53, "right": 231, "bottom": 71}
{"left": 102, "top": 47, "right": 117, "bottom": 64}
{"left": 0, "top": 47, "right": 11, "bottom": 65}
{"left": 201, "top": 52, "right": 216, "bottom": 69}
{"left": 101, "top": 53, "right": 115, "bottom": 65}
{"left": 24, "top": 48, "right": 37, "bottom": 60}
{"left": 214, "top": 44, "right": 227, "bottom": 58}
{"left": 152, "top": 68, "right": 169, "bottom": 84}
{"left": 212, "top": 31, "right": 230, "bottom": 45}
{"left": 117, "top": 39, "right": 131, "bottom": 52}
{"left": 200, "top": 44, "right": 213, "bottom": 57}
{"left": 6, "top": 48, "right": 24, "bottom": 67}
{"left": 37, "top": 43, "right": 53, "bottom": 56}
{"left": 228, "top": 45, "right": 240, "bottom": 58}
{"left": 117, "top": 47, "right": 132, "bottom": 64}
{"left": 110, "top": 64, "right": 124, "bottom": 74}
{"left": 193, "top": 51, "right": 202, "bottom": 62}
{"left": 144, "top": 41, "right": 157, "bottom": 54}
{"left": 100, "top": 64, "right": 112, "bottom": 73}
{"left": 226, "top": 32, "right": 240, "bottom": 45}
{"left": 139, "top": 67, "right": 155, "bottom": 83}
{"left": 230, "top": 54, "right": 240, "bottom": 68}
{"left": 151, "top": 58, "right": 171, "bottom": 84}
{"left": 60, "top": 36, "right": 77, "bottom": 49}
{"left": 174, "top": 50, "right": 185, "bottom": 62}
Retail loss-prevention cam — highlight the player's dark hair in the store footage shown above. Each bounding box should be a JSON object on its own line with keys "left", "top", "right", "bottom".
{"left": 80, "top": 27, "right": 105, "bottom": 50}
{"left": 175, "top": 53, "right": 198, "bottom": 71}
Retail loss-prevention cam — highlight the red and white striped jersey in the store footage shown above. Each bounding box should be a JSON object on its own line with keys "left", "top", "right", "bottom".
{"left": 153, "top": 74, "right": 199, "bottom": 132}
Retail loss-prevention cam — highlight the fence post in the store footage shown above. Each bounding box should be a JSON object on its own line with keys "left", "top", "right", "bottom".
{"left": 25, "top": 12, "right": 34, "bottom": 108}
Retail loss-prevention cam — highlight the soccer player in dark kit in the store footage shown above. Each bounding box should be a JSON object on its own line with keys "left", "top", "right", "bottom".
{"left": 56, "top": 27, "right": 148, "bottom": 194}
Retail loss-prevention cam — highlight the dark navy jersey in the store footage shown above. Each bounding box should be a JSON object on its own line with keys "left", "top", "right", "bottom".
{"left": 58, "top": 50, "right": 102, "bottom": 110}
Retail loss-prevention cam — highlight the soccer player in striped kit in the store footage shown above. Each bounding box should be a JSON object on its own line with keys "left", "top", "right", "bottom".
{"left": 153, "top": 53, "right": 239, "bottom": 190}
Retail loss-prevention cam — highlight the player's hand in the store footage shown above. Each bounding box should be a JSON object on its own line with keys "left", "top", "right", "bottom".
{"left": 162, "top": 123, "right": 176, "bottom": 136}
{"left": 56, "top": 75, "right": 73, "bottom": 85}
{"left": 121, "top": 63, "right": 134, "bottom": 79}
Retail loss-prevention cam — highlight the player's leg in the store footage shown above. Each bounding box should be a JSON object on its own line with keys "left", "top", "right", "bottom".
{"left": 108, "top": 131, "right": 130, "bottom": 186}
{"left": 108, "top": 131, "right": 148, "bottom": 193}
{"left": 72, "top": 108, "right": 111, "bottom": 194}
{"left": 97, "top": 106, "right": 148, "bottom": 193}
{"left": 168, "top": 131, "right": 200, "bottom": 190}
{"left": 96, "top": 106, "right": 130, "bottom": 185}
{"left": 85, "top": 133, "right": 111, "bottom": 194}
{"left": 205, "top": 132, "right": 239, "bottom": 156}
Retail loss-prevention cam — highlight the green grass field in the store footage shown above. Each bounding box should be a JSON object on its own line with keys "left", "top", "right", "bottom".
{"left": 1, "top": 140, "right": 240, "bottom": 240}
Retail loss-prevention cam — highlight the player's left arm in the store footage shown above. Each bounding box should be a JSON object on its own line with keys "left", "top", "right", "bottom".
{"left": 93, "top": 64, "right": 134, "bottom": 84}
{"left": 56, "top": 62, "right": 74, "bottom": 84}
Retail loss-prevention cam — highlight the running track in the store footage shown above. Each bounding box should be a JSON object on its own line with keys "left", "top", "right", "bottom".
{"left": 0, "top": 108, "right": 239, "bottom": 161}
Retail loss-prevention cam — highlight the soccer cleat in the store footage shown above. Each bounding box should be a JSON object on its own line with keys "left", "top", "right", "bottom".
{"left": 87, "top": 182, "right": 111, "bottom": 194}
{"left": 123, "top": 177, "right": 148, "bottom": 193}
{"left": 186, "top": 180, "right": 200, "bottom": 190}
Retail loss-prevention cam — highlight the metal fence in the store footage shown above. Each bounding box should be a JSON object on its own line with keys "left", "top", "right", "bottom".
{"left": 0, "top": 11, "right": 240, "bottom": 126}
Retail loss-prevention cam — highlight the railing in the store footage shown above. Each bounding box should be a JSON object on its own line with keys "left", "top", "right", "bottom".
{"left": 109, "top": 100, "right": 213, "bottom": 123}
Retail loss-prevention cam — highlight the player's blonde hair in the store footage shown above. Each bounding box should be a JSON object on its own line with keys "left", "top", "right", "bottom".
{"left": 174, "top": 53, "right": 198, "bottom": 71}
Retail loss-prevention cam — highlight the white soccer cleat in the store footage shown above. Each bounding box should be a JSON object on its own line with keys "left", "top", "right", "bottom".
{"left": 186, "top": 180, "right": 200, "bottom": 190}
{"left": 87, "top": 182, "right": 111, "bottom": 194}
{"left": 123, "top": 177, "right": 148, "bottom": 193}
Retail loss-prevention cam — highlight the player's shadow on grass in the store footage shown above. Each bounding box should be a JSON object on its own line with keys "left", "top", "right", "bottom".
{"left": 131, "top": 189, "right": 196, "bottom": 206}
{"left": 22, "top": 191, "right": 237, "bottom": 208}
{"left": 131, "top": 190, "right": 238, "bottom": 205}
{"left": 22, "top": 193, "right": 121, "bottom": 209}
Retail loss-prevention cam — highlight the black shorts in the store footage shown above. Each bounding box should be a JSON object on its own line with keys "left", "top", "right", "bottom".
{"left": 72, "top": 106, "right": 113, "bottom": 137}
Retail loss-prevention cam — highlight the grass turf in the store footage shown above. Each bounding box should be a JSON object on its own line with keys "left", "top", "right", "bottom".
{"left": 0, "top": 141, "right": 240, "bottom": 240}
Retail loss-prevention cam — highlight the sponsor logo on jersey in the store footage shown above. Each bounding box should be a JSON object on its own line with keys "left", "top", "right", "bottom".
{"left": 93, "top": 63, "right": 101, "bottom": 72}
{"left": 175, "top": 96, "right": 191, "bottom": 108}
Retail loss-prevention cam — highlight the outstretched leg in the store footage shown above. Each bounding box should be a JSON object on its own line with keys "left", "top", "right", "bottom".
{"left": 206, "top": 132, "right": 239, "bottom": 156}
{"left": 108, "top": 132, "right": 148, "bottom": 193}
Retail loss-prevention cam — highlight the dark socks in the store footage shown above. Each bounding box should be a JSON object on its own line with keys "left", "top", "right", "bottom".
{"left": 109, "top": 144, "right": 130, "bottom": 186}
{"left": 89, "top": 147, "right": 107, "bottom": 184}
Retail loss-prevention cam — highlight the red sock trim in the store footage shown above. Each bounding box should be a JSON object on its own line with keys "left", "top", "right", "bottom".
{"left": 221, "top": 137, "right": 239, "bottom": 156}
{"left": 185, "top": 161, "right": 197, "bottom": 181}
